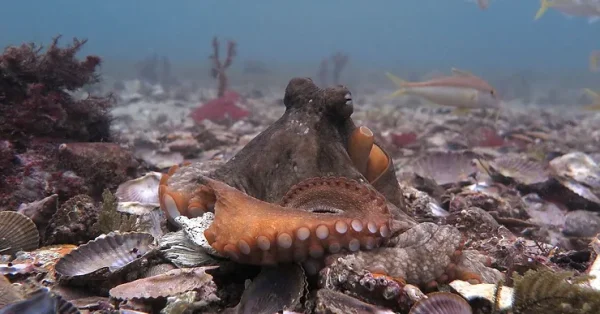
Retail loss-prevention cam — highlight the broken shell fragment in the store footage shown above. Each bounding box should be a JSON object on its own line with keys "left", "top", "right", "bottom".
{"left": 109, "top": 266, "right": 218, "bottom": 300}
{"left": 226, "top": 264, "right": 306, "bottom": 314}
{"left": 314, "top": 289, "right": 394, "bottom": 314}
{"left": 0, "top": 211, "right": 40, "bottom": 256}
{"left": 409, "top": 292, "right": 472, "bottom": 314}
{"left": 407, "top": 151, "right": 478, "bottom": 186}
{"left": 116, "top": 172, "right": 162, "bottom": 204}
{"left": 449, "top": 280, "right": 514, "bottom": 311}
{"left": 54, "top": 232, "right": 156, "bottom": 279}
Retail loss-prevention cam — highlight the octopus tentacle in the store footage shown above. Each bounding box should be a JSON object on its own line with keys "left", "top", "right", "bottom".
{"left": 348, "top": 126, "right": 374, "bottom": 176}
{"left": 331, "top": 223, "right": 465, "bottom": 287}
{"left": 159, "top": 164, "right": 214, "bottom": 222}
{"left": 196, "top": 176, "right": 392, "bottom": 265}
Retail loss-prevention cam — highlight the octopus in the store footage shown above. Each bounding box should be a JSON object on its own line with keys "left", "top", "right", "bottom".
{"left": 158, "top": 77, "right": 501, "bottom": 289}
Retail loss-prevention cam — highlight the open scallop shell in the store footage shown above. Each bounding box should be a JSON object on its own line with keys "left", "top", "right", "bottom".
{"left": 109, "top": 266, "right": 217, "bottom": 300}
{"left": 54, "top": 232, "right": 155, "bottom": 279}
{"left": 0, "top": 274, "right": 23, "bottom": 308}
{"left": 487, "top": 155, "right": 549, "bottom": 185}
{"left": 409, "top": 292, "right": 472, "bottom": 314}
{"left": 115, "top": 172, "right": 162, "bottom": 204}
{"left": 0, "top": 211, "right": 40, "bottom": 255}
{"left": 407, "top": 151, "right": 478, "bottom": 186}
{"left": 549, "top": 152, "right": 600, "bottom": 204}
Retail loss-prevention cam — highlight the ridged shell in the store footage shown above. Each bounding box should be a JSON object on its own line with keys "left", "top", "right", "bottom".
{"left": 115, "top": 172, "right": 162, "bottom": 204}
{"left": 0, "top": 288, "right": 79, "bottom": 314}
{"left": 488, "top": 156, "right": 549, "bottom": 185}
{"left": 54, "top": 232, "right": 155, "bottom": 279}
{"left": 409, "top": 292, "right": 472, "bottom": 314}
{"left": 0, "top": 274, "right": 23, "bottom": 308}
{"left": 549, "top": 152, "right": 600, "bottom": 204}
{"left": 408, "top": 151, "right": 478, "bottom": 186}
{"left": 0, "top": 211, "right": 40, "bottom": 255}
{"left": 109, "top": 266, "right": 217, "bottom": 300}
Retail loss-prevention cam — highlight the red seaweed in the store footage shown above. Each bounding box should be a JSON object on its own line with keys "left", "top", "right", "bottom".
{"left": 189, "top": 91, "right": 249, "bottom": 123}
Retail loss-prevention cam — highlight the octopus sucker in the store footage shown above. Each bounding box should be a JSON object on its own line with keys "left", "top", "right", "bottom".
{"left": 349, "top": 126, "right": 374, "bottom": 176}
{"left": 193, "top": 175, "right": 391, "bottom": 265}
{"left": 365, "top": 143, "right": 390, "bottom": 183}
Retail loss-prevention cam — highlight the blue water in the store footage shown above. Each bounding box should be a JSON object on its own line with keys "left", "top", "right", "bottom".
{"left": 1, "top": 0, "right": 598, "bottom": 72}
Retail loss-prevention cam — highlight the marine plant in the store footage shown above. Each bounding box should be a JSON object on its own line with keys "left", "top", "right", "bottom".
{"left": 93, "top": 189, "right": 146, "bottom": 234}
{"left": 495, "top": 270, "right": 600, "bottom": 314}
{"left": 0, "top": 36, "right": 116, "bottom": 208}
{"left": 0, "top": 35, "right": 113, "bottom": 145}
{"left": 209, "top": 36, "right": 236, "bottom": 98}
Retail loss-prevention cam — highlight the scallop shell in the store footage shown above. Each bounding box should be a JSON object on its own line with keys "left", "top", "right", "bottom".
{"left": 115, "top": 172, "right": 162, "bottom": 204}
{"left": 408, "top": 151, "right": 478, "bottom": 186}
{"left": 109, "top": 266, "right": 217, "bottom": 300}
{"left": 54, "top": 232, "right": 155, "bottom": 279}
{"left": 488, "top": 156, "right": 549, "bottom": 185}
{"left": 0, "top": 211, "right": 40, "bottom": 255}
{"left": 0, "top": 288, "right": 80, "bottom": 314}
{"left": 549, "top": 152, "right": 600, "bottom": 204}
{"left": 0, "top": 274, "right": 23, "bottom": 308}
{"left": 409, "top": 292, "right": 472, "bottom": 314}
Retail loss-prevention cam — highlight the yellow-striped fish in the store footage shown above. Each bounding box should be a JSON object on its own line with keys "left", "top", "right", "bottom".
{"left": 535, "top": 0, "right": 600, "bottom": 23}
{"left": 583, "top": 89, "right": 600, "bottom": 110}
{"left": 591, "top": 50, "right": 600, "bottom": 72}
{"left": 385, "top": 68, "right": 502, "bottom": 111}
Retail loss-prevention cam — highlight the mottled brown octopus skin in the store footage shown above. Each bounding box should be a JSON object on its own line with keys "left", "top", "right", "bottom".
{"left": 161, "top": 78, "right": 407, "bottom": 213}
{"left": 159, "top": 77, "right": 416, "bottom": 266}
{"left": 328, "top": 223, "right": 489, "bottom": 288}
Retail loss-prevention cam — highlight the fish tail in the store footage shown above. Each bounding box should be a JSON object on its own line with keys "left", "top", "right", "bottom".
{"left": 591, "top": 53, "right": 599, "bottom": 72}
{"left": 583, "top": 89, "right": 600, "bottom": 111}
{"left": 385, "top": 72, "right": 408, "bottom": 98}
{"left": 534, "top": 0, "right": 551, "bottom": 20}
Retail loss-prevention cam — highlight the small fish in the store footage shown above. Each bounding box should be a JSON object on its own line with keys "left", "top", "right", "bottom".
{"left": 535, "top": 0, "right": 600, "bottom": 23}
{"left": 385, "top": 68, "right": 502, "bottom": 111}
{"left": 583, "top": 88, "right": 600, "bottom": 110}
{"left": 591, "top": 50, "right": 600, "bottom": 72}
{"left": 467, "top": 0, "right": 490, "bottom": 10}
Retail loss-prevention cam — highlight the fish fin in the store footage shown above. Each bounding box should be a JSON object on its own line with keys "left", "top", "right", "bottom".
{"left": 452, "top": 107, "right": 472, "bottom": 116}
{"left": 583, "top": 88, "right": 600, "bottom": 100}
{"left": 591, "top": 53, "right": 599, "bottom": 72}
{"left": 451, "top": 68, "right": 476, "bottom": 77}
{"left": 534, "top": 0, "right": 551, "bottom": 20}
{"left": 582, "top": 104, "right": 600, "bottom": 111}
{"left": 588, "top": 16, "right": 600, "bottom": 24}
{"left": 385, "top": 72, "right": 408, "bottom": 98}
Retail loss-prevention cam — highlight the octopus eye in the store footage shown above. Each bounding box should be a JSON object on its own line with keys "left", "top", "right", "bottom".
{"left": 490, "top": 90, "right": 496, "bottom": 96}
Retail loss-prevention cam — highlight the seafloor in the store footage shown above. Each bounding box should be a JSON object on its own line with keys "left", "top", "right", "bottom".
{"left": 2, "top": 39, "right": 600, "bottom": 314}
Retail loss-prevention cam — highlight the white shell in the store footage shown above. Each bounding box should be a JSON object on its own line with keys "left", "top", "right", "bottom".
{"left": 449, "top": 280, "right": 514, "bottom": 311}
{"left": 115, "top": 172, "right": 162, "bottom": 204}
